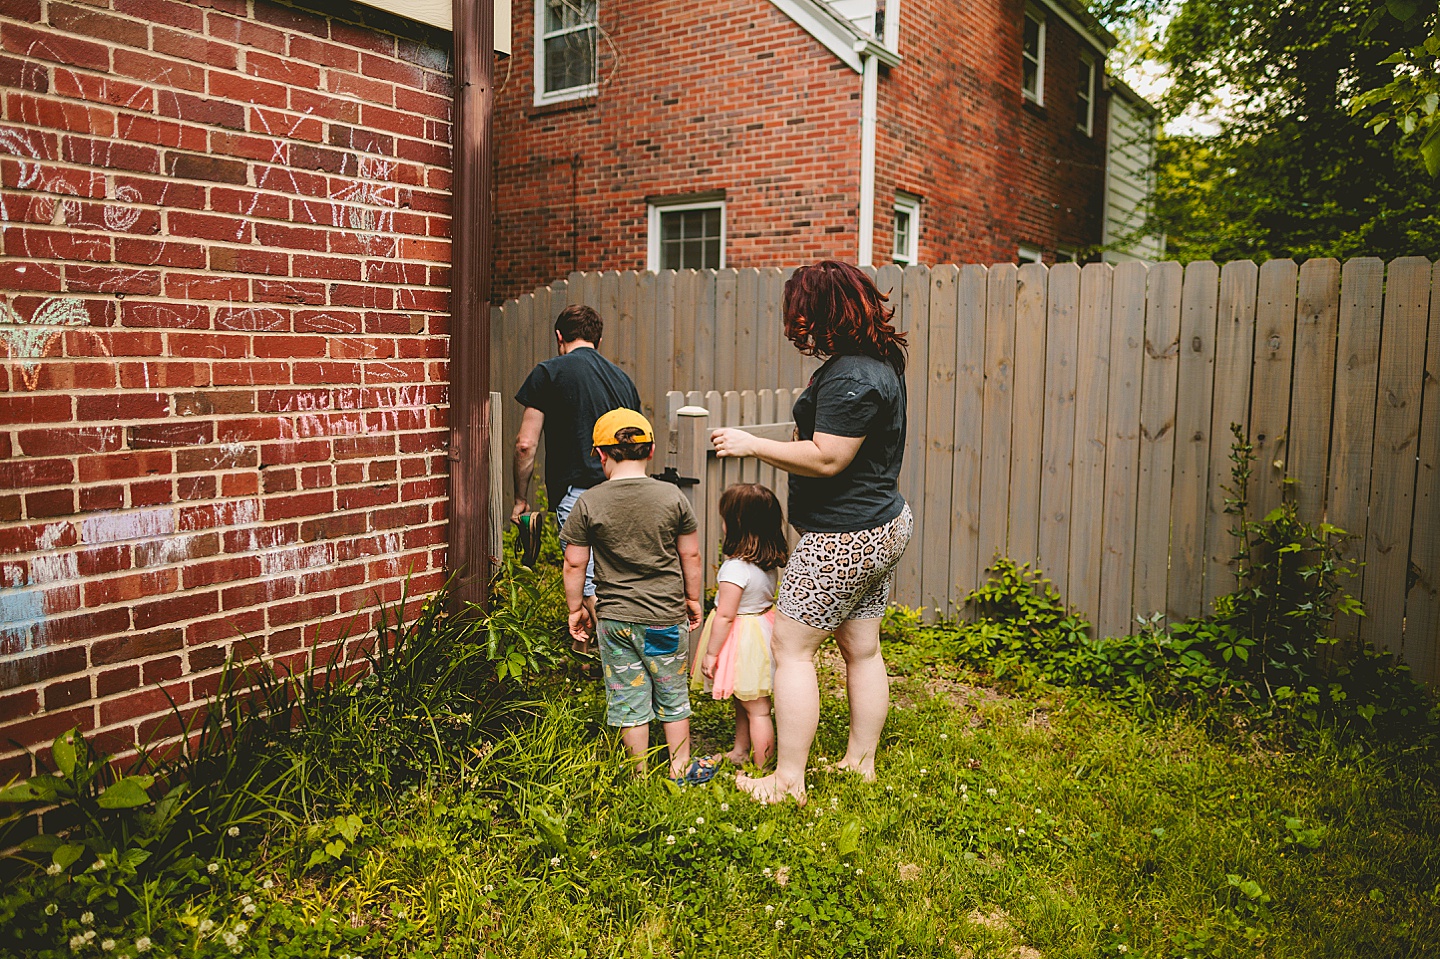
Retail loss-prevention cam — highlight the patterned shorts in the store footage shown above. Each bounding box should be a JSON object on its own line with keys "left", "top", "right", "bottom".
{"left": 597, "top": 619, "right": 693, "bottom": 727}
{"left": 776, "top": 504, "right": 913, "bottom": 632}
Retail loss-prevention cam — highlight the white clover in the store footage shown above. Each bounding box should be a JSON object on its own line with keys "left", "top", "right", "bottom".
{"left": 261, "top": 879, "right": 274, "bottom": 890}
{"left": 886, "top": 785, "right": 894, "bottom": 792}
{"left": 233, "top": 922, "right": 248, "bottom": 936}
{"left": 960, "top": 784, "right": 968, "bottom": 792}
{"left": 227, "top": 826, "right": 240, "bottom": 837}
{"left": 912, "top": 793, "right": 919, "bottom": 798}
{"left": 101, "top": 940, "right": 115, "bottom": 952}
{"left": 81, "top": 912, "right": 94, "bottom": 925}
{"left": 1006, "top": 826, "right": 1013, "bottom": 832}
{"left": 222, "top": 932, "right": 239, "bottom": 949}
{"left": 920, "top": 768, "right": 928, "bottom": 775}
{"left": 198, "top": 919, "right": 215, "bottom": 935}
{"left": 765, "top": 904, "right": 774, "bottom": 914}
{"left": 207, "top": 863, "right": 220, "bottom": 875}
{"left": 775, "top": 919, "right": 785, "bottom": 929}
{"left": 84, "top": 931, "right": 96, "bottom": 943}
{"left": 817, "top": 757, "right": 828, "bottom": 764}
{"left": 135, "top": 938, "right": 152, "bottom": 953}
{"left": 1017, "top": 828, "right": 1026, "bottom": 835}
{"left": 1035, "top": 807, "right": 1043, "bottom": 813}
{"left": 695, "top": 817, "right": 704, "bottom": 825}
{"left": 239, "top": 895, "right": 252, "bottom": 906}
{"left": 763, "top": 867, "right": 772, "bottom": 876}
{"left": 720, "top": 803, "right": 729, "bottom": 812}
{"left": 46, "top": 863, "right": 62, "bottom": 875}
{"left": 243, "top": 904, "right": 256, "bottom": 916}
{"left": 91, "top": 859, "right": 106, "bottom": 871}
{"left": 483, "top": 883, "right": 495, "bottom": 893}
{"left": 986, "top": 787, "right": 998, "bottom": 796}
{"left": 549, "top": 856, "right": 561, "bottom": 867}
{"left": 1118, "top": 947, "right": 1129, "bottom": 955}
{"left": 940, "top": 733, "right": 948, "bottom": 740}
{"left": 687, "top": 827, "right": 696, "bottom": 835}
{"left": 665, "top": 835, "right": 676, "bottom": 845}
{"left": 855, "top": 868, "right": 863, "bottom": 875}
{"left": 69, "top": 935, "right": 85, "bottom": 951}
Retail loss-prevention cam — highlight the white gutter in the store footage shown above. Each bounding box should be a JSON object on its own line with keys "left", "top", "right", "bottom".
{"left": 857, "top": 47, "right": 878, "bottom": 266}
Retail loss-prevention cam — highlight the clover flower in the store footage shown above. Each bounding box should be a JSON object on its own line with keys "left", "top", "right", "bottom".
{"left": 207, "top": 863, "right": 220, "bottom": 875}
{"left": 1118, "top": 947, "right": 1129, "bottom": 954}
{"left": 940, "top": 733, "right": 949, "bottom": 740}
{"left": 774, "top": 866, "right": 790, "bottom": 886}
{"left": 135, "top": 938, "right": 152, "bottom": 953}
{"left": 550, "top": 856, "right": 561, "bottom": 867}
{"left": 81, "top": 912, "right": 94, "bottom": 925}
{"left": 687, "top": 827, "right": 695, "bottom": 835}
{"left": 69, "top": 935, "right": 85, "bottom": 951}
{"left": 46, "top": 863, "right": 62, "bottom": 875}
{"left": 986, "top": 787, "right": 997, "bottom": 796}
{"left": 665, "top": 835, "right": 676, "bottom": 845}
{"left": 695, "top": 817, "right": 704, "bottom": 825}
{"left": 198, "top": 919, "right": 215, "bottom": 935}
{"left": 775, "top": 919, "right": 785, "bottom": 929}
{"left": 261, "top": 879, "right": 274, "bottom": 890}
{"left": 91, "top": 859, "right": 106, "bottom": 871}
{"left": 720, "top": 803, "right": 729, "bottom": 812}
{"left": 101, "top": 940, "right": 115, "bottom": 952}
{"left": 227, "top": 826, "right": 240, "bottom": 837}
{"left": 765, "top": 905, "right": 774, "bottom": 914}
{"left": 763, "top": 867, "right": 772, "bottom": 876}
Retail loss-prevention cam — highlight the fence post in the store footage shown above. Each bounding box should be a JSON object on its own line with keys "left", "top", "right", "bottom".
{"left": 488, "top": 392, "right": 503, "bottom": 574}
{"left": 679, "top": 403, "right": 714, "bottom": 550}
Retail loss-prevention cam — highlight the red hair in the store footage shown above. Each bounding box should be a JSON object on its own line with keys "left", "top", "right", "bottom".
{"left": 783, "top": 260, "right": 907, "bottom": 373}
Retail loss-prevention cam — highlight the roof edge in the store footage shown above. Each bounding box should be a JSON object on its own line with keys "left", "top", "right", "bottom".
{"left": 768, "top": 0, "right": 866, "bottom": 72}
{"left": 1037, "top": 0, "right": 1118, "bottom": 55}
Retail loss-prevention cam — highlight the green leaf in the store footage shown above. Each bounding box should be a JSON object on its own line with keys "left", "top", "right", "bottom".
{"left": 97, "top": 777, "right": 153, "bottom": 809}
{"left": 324, "top": 839, "right": 346, "bottom": 858}
{"left": 120, "top": 848, "right": 151, "bottom": 870}
{"left": 755, "top": 821, "right": 775, "bottom": 844}
{"left": 838, "top": 820, "right": 861, "bottom": 857}
{"left": 336, "top": 814, "right": 363, "bottom": 844}
{"left": 0, "top": 779, "right": 55, "bottom": 804}
{"left": 20, "top": 835, "right": 62, "bottom": 853}
{"left": 304, "top": 848, "right": 330, "bottom": 870}
{"left": 51, "top": 729, "right": 78, "bottom": 779}
{"left": 53, "top": 843, "right": 84, "bottom": 870}
{"left": 1420, "top": 122, "right": 1440, "bottom": 176}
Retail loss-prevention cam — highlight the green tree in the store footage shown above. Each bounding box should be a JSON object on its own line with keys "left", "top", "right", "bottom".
{"left": 1147, "top": 0, "right": 1440, "bottom": 261}
{"left": 1351, "top": 9, "right": 1440, "bottom": 176}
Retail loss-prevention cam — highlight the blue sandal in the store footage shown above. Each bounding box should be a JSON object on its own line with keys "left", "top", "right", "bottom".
{"left": 679, "top": 754, "right": 721, "bottom": 786}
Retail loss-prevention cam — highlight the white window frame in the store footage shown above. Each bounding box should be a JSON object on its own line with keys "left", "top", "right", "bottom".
{"left": 1055, "top": 245, "right": 1080, "bottom": 263}
{"left": 892, "top": 192, "right": 921, "bottom": 266}
{"left": 1022, "top": 5, "right": 1046, "bottom": 105}
{"left": 1077, "top": 53, "right": 1095, "bottom": 135}
{"left": 1018, "top": 245, "right": 1044, "bottom": 264}
{"left": 533, "top": 0, "right": 598, "bottom": 106}
{"left": 647, "top": 199, "right": 726, "bottom": 272}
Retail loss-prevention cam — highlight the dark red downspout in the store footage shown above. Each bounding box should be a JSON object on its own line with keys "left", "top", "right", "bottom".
{"left": 448, "top": 0, "right": 495, "bottom": 608}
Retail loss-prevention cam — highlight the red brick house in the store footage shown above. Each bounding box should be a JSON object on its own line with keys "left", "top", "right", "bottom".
{"left": 492, "top": 0, "right": 1158, "bottom": 301}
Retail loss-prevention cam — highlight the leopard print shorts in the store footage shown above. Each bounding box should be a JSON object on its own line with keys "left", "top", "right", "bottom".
{"left": 776, "top": 504, "right": 913, "bottom": 632}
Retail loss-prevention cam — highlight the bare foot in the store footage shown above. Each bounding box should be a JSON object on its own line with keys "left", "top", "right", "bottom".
{"left": 736, "top": 772, "right": 807, "bottom": 806}
{"left": 833, "top": 755, "right": 877, "bottom": 783}
{"left": 723, "top": 748, "right": 750, "bottom": 766}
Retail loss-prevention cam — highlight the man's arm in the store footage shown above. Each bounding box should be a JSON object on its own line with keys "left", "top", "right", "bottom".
{"left": 677, "top": 530, "right": 703, "bottom": 631}
{"left": 511, "top": 406, "right": 545, "bottom": 524}
{"left": 563, "top": 542, "right": 592, "bottom": 640}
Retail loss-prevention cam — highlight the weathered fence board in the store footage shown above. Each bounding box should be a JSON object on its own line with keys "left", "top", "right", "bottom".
{"left": 1250, "top": 259, "right": 1299, "bottom": 523}
{"left": 979, "top": 264, "right": 1015, "bottom": 574}
{"left": 1133, "top": 261, "right": 1182, "bottom": 620}
{"left": 1098, "top": 260, "right": 1146, "bottom": 639}
{"left": 494, "top": 257, "right": 1438, "bottom": 681}
{"left": 1361, "top": 258, "right": 1431, "bottom": 651}
{"left": 1205, "top": 260, "right": 1258, "bottom": 607}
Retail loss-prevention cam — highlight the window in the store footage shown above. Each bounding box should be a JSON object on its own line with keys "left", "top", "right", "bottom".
{"left": 535, "top": 0, "right": 597, "bottom": 104}
{"left": 892, "top": 193, "right": 921, "bottom": 266}
{"left": 1022, "top": 6, "right": 1045, "bottom": 104}
{"left": 1017, "top": 245, "right": 1044, "bottom": 264}
{"left": 1076, "top": 54, "right": 1095, "bottom": 135}
{"left": 648, "top": 200, "right": 724, "bottom": 271}
{"left": 1055, "top": 246, "right": 1079, "bottom": 263}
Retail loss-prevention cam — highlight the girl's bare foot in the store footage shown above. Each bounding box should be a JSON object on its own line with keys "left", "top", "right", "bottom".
{"left": 723, "top": 748, "right": 750, "bottom": 765}
{"left": 736, "top": 772, "right": 806, "bottom": 806}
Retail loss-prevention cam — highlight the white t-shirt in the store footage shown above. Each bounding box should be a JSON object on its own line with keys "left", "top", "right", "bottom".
{"left": 717, "top": 558, "right": 777, "bottom": 615}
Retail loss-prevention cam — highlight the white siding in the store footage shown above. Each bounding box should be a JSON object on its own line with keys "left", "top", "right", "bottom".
{"left": 1102, "top": 90, "right": 1165, "bottom": 262}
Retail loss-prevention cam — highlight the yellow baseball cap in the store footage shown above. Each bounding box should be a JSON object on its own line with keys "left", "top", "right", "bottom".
{"left": 592, "top": 408, "right": 654, "bottom": 447}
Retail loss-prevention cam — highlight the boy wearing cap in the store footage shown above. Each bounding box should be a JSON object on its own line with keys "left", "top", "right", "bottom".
{"left": 560, "top": 409, "right": 708, "bottom": 781}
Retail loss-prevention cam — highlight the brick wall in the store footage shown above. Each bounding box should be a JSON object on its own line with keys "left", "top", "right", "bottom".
{"left": 491, "top": 0, "right": 862, "bottom": 303}
{"left": 873, "top": 0, "right": 1109, "bottom": 266}
{"left": 0, "top": 0, "right": 454, "bottom": 780}
{"left": 493, "top": 0, "right": 1111, "bottom": 301}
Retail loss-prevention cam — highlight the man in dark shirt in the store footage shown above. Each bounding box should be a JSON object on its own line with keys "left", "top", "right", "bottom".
{"left": 512, "top": 304, "right": 642, "bottom": 621}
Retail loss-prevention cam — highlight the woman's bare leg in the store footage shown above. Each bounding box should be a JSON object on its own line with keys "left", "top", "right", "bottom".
{"left": 832, "top": 616, "right": 888, "bottom": 781}
{"left": 741, "top": 695, "right": 775, "bottom": 768}
{"left": 736, "top": 611, "right": 827, "bottom": 804}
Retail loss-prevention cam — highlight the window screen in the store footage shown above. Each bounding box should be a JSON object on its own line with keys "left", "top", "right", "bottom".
{"left": 658, "top": 207, "right": 722, "bottom": 270}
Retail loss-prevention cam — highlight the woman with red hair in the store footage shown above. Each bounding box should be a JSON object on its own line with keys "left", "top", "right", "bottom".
{"left": 711, "top": 260, "right": 912, "bottom": 804}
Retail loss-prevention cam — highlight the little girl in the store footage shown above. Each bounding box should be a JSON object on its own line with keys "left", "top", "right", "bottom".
{"left": 691, "top": 483, "right": 789, "bottom": 768}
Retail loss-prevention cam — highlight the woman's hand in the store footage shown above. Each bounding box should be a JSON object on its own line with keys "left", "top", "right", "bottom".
{"left": 567, "top": 607, "right": 592, "bottom": 642}
{"left": 710, "top": 427, "right": 759, "bottom": 458}
{"left": 702, "top": 653, "right": 719, "bottom": 680}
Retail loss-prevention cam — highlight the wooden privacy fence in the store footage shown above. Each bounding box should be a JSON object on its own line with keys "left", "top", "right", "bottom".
{"left": 491, "top": 258, "right": 1440, "bottom": 684}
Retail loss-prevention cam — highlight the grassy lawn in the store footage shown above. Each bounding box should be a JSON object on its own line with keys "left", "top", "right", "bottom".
{"left": 81, "top": 642, "right": 1430, "bottom": 959}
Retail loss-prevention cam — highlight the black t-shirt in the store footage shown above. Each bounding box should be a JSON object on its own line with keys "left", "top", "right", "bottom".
{"left": 788, "top": 354, "right": 907, "bottom": 532}
{"left": 514, "top": 347, "right": 642, "bottom": 501}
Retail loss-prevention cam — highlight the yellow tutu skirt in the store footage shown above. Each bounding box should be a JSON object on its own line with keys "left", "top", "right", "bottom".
{"left": 690, "top": 609, "right": 774, "bottom": 701}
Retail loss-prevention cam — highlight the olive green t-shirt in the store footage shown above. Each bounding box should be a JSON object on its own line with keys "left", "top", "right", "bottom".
{"left": 559, "top": 476, "right": 698, "bottom": 626}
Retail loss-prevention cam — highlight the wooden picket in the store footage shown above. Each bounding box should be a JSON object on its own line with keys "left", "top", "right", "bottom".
{"left": 493, "top": 258, "right": 1439, "bottom": 682}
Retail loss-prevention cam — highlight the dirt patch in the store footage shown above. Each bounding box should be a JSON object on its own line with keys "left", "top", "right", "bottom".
{"left": 897, "top": 862, "right": 921, "bottom": 881}
{"left": 966, "top": 908, "right": 1011, "bottom": 933}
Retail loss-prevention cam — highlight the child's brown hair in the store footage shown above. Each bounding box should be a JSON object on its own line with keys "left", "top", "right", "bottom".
{"left": 719, "top": 483, "right": 788, "bottom": 571}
